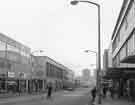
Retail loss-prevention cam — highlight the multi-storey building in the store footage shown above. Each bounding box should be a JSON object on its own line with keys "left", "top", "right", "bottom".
{"left": 111, "top": 0, "right": 135, "bottom": 98}
{"left": 0, "top": 33, "right": 75, "bottom": 94}
{"left": 33, "top": 56, "right": 74, "bottom": 91}
{"left": 112, "top": 0, "right": 135, "bottom": 67}
{"left": 108, "top": 43, "right": 113, "bottom": 68}
{"left": 103, "top": 49, "right": 109, "bottom": 71}
{"left": 0, "top": 33, "right": 31, "bottom": 93}
{"left": 82, "top": 69, "right": 90, "bottom": 81}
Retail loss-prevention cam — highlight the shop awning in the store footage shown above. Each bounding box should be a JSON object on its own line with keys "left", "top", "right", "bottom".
{"left": 120, "top": 55, "right": 135, "bottom": 63}
{"left": 102, "top": 68, "right": 123, "bottom": 80}
{"left": 102, "top": 67, "right": 135, "bottom": 80}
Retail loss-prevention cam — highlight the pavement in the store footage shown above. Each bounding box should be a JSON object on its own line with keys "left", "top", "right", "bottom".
{"left": 0, "top": 91, "right": 46, "bottom": 99}
{"left": 0, "top": 90, "right": 63, "bottom": 105}
{"left": 94, "top": 93, "right": 134, "bottom": 105}
{"left": 0, "top": 88, "right": 89, "bottom": 105}
{"left": 0, "top": 88, "right": 134, "bottom": 105}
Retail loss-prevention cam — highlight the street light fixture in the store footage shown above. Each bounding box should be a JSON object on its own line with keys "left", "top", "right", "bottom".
{"left": 71, "top": 1, "right": 101, "bottom": 104}
{"left": 84, "top": 50, "right": 98, "bottom": 93}
{"left": 84, "top": 50, "right": 97, "bottom": 69}
{"left": 70, "top": 0, "right": 79, "bottom": 5}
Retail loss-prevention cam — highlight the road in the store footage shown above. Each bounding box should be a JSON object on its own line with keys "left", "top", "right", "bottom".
{"left": 0, "top": 88, "right": 91, "bottom": 105}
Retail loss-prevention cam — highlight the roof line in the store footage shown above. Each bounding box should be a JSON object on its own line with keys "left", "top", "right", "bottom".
{"left": 111, "top": 0, "right": 127, "bottom": 40}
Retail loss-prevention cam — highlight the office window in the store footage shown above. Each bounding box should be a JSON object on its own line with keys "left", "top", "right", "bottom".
{"left": 7, "top": 44, "right": 14, "bottom": 52}
{"left": 120, "top": 22, "right": 126, "bottom": 41}
{"left": 127, "top": 31, "right": 134, "bottom": 56}
{"left": 132, "top": 1, "right": 135, "bottom": 16}
{"left": 134, "top": 0, "right": 135, "bottom": 15}
{"left": 112, "top": 38, "right": 117, "bottom": 52}
{"left": 126, "top": 1, "right": 134, "bottom": 27}
{"left": 7, "top": 44, "right": 18, "bottom": 61}
{"left": 0, "top": 40, "right": 6, "bottom": 58}
{"left": 124, "top": 17, "right": 128, "bottom": 30}
{"left": 120, "top": 45, "right": 127, "bottom": 61}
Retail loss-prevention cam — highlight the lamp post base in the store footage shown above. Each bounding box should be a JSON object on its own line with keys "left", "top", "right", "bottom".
{"left": 97, "top": 95, "right": 102, "bottom": 104}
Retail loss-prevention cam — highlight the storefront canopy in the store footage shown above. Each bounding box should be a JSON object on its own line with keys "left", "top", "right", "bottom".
{"left": 102, "top": 67, "right": 135, "bottom": 80}
{"left": 120, "top": 55, "right": 135, "bottom": 63}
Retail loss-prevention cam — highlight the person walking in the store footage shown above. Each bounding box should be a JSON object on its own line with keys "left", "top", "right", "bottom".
{"left": 91, "top": 86, "right": 97, "bottom": 105}
{"left": 46, "top": 82, "right": 53, "bottom": 99}
{"left": 103, "top": 86, "right": 107, "bottom": 98}
{"left": 110, "top": 86, "right": 114, "bottom": 99}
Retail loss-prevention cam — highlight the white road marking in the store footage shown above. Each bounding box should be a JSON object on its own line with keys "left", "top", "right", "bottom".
{"left": 62, "top": 94, "right": 85, "bottom": 96}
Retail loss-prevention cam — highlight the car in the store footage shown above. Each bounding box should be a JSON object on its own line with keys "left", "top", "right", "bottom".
{"left": 66, "top": 88, "right": 74, "bottom": 91}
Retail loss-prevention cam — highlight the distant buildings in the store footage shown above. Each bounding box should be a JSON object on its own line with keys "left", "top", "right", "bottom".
{"left": 103, "top": 49, "right": 109, "bottom": 71}
{"left": 0, "top": 33, "right": 75, "bottom": 93}
{"left": 82, "top": 69, "right": 90, "bottom": 81}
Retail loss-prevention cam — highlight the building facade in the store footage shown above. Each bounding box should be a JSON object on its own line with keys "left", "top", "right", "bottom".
{"left": 0, "top": 33, "right": 75, "bottom": 94}
{"left": 82, "top": 69, "right": 90, "bottom": 81}
{"left": 103, "top": 43, "right": 113, "bottom": 70}
{"left": 111, "top": 0, "right": 135, "bottom": 98}
{"left": 103, "top": 49, "right": 109, "bottom": 71}
{"left": 112, "top": 0, "right": 135, "bottom": 67}
{"left": 108, "top": 43, "right": 113, "bottom": 68}
{"left": 33, "top": 56, "right": 74, "bottom": 91}
{"left": 0, "top": 33, "right": 31, "bottom": 93}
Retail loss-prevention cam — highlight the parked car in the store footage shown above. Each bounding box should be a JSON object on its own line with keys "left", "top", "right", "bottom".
{"left": 66, "top": 87, "right": 74, "bottom": 91}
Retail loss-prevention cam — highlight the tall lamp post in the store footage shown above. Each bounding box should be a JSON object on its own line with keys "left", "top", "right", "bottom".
{"left": 30, "top": 50, "right": 44, "bottom": 93}
{"left": 84, "top": 50, "right": 98, "bottom": 90}
{"left": 84, "top": 50, "right": 97, "bottom": 67}
{"left": 71, "top": 0, "right": 101, "bottom": 104}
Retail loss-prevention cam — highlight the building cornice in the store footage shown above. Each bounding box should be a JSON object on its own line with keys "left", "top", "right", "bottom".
{"left": 111, "top": 0, "right": 130, "bottom": 40}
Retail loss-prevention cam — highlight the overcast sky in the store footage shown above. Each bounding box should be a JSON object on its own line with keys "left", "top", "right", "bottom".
{"left": 0, "top": 0, "right": 123, "bottom": 76}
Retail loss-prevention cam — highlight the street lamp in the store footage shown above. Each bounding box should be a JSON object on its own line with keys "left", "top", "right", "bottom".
{"left": 84, "top": 50, "right": 98, "bottom": 92}
{"left": 71, "top": 1, "right": 101, "bottom": 104}
{"left": 30, "top": 50, "right": 44, "bottom": 93}
{"left": 84, "top": 50, "right": 97, "bottom": 69}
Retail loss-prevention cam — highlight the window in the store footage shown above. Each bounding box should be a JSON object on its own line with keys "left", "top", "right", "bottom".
{"left": 134, "top": 0, "right": 135, "bottom": 15}
{"left": 0, "top": 40, "right": 6, "bottom": 58}
{"left": 125, "top": 17, "right": 128, "bottom": 30}
{"left": 120, "top": 22, "right": 126, "bottom": 41}
{"left": 120, "top": 44, "right": 127, "bottom": 61}
{"left": 112, "top": 38, "right": 117, "bottom": 52}
{"left": 127, "top": 30, "right": 135, "bottom": 56}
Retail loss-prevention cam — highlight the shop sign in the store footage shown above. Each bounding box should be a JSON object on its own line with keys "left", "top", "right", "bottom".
{"left": 8, "top": 72, "right": 15, "bottom": 78}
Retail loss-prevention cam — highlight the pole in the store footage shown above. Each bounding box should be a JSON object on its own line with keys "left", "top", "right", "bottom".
{"left": 97, "top": 5, "right": 101, "bottom": 104}
{"left": 5, "top": 43, "right": 7, "bottom": 92}
{"left": 31, "top": 54, "right": 33, "bottom": 93}
{"left": 70, "top": 1, "right": 101, "bottom": 104}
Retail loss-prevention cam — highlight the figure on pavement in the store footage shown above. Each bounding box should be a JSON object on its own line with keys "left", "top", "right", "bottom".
{"left": 46, "top": 82, "right": 53, "bottom": 99}
{"left": 103, "top": 86, "right": 107, "bottom": 98}
{"left": 91, "top": 86, "right": 97, "bottom": 104}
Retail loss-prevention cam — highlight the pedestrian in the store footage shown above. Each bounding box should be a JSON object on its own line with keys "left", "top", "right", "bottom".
{"left": 91, "top": 86, "right": 97, "bottom": 105}
{"left": 103, "top": 86, "right": 107, "bottom": 98}
{"left": 46, "top": 82, "right": 53, "bottom": 99}
{"left": 110, "top": 86, "right": 114, "bottom": 99}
